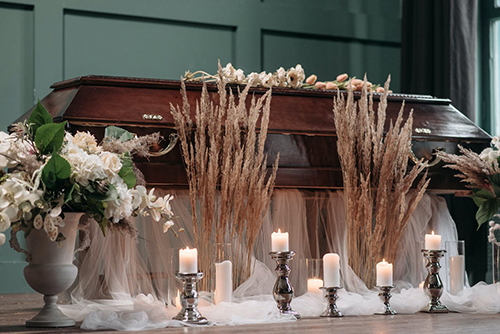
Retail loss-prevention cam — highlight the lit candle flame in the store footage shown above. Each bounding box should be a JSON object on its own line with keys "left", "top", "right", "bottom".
{"left": 431, "top": 231, "right": 434, "bottom": 235}
{"left": 278, "top": 228, "right": 281, "bottom": 233}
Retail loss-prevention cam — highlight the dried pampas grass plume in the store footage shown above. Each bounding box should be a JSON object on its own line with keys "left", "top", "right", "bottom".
{"left": 170, "top": 64, "right": 279, "bottom": 289}
{"left": 333, "top": 75, "right": 429, "bottom": 288}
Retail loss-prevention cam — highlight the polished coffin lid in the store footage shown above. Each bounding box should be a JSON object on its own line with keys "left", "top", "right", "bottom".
{"left": 16, "top": 75, "right": 491, "bottom": 192}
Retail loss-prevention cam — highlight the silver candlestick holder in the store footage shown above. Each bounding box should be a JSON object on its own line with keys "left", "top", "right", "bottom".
{"left": 319, "top": 286, "right": 343, "bottom": 317}
{"left": 421, "top": 249, "right": 449, "bottom": 313}
{"left": 375, "top": 285, "right": 397, "bottom": 315}
{"left": 173, "top": 272, "right": 209, "bottom": 324}
{"left": 269, "top": 251, "right": 300, "bottom": 319}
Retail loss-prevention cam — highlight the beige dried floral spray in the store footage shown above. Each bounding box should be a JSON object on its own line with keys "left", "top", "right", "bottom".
{"left": 170, "top": 66, "right": 279, "bottom": 290}
{"left": 333, "top": 76, "right": 429, "bottom": 288}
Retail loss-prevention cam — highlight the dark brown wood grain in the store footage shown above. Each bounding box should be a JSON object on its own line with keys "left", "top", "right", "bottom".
{"left": 13, "top": 75, "right": 491, "bottom": 192}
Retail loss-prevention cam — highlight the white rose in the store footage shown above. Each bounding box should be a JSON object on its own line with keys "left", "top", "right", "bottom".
{"left": 73, "top": 131, "right": 101, "bottom": 154}
{"left": 0, "top": 233, "right": 5, "bottom": 246}
{"left": 100, "top": 152, "right": 123, "bottom": 177}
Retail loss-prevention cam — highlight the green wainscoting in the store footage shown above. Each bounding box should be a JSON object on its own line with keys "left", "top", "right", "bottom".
{"left": 0, "top": 0, "right": 401, "bottom": 293}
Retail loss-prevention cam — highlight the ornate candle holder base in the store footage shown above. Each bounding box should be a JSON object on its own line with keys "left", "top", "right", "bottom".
{"left": 421, "top": 249, "right": 449, "bottom": 314}
{"left": 173, "top": 272, "right": 209, "bottom": 325}
{"left": 320, "top": 286, "right": 343, "bottom": 317}
{"left": 270, "top": 251, "right": 300, "bottom": 319}
{"left": 375, "top": 285, "right": 397, "bottom": 315}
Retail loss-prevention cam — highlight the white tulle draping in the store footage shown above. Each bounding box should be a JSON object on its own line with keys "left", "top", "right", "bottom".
{"left": 61, "top": 189, "right": 496, "bottom": 330}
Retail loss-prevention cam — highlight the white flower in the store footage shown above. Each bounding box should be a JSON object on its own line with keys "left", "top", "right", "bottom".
{"left": 286, "top": 65, "right": 305, "bottom": 88}
{"left": 100, "top": 152, "right": 122, "bottom": 177}
{"left": 0, "top": 131, "right": 18, "bottom": 168}
{"left": 0, "top": 211, "right": 11, "bottom": 232}
{"left": 234, "top": 69, "right": 245, "bottom": 83}
{"left": 72, "top": 131, "right": 101, "bottom": 154}
{"left": 131, "top": 186, "right": 152, "bottom": 211}
{"left": 246, "top": 72, "right": 261, "bottom": 86}
{"left": 149, "top": 194, "right": 174, "bottom": 222}
{"left": 260, "top": 72, "right": 277, "bottom": 88}
{"left": 276, "top": 67, "right": 287, "bottom": 87}
{"left": 0, "top": 233, "right": 5, "bottom": 246}
{"left": 492, "top": 136, "right": 500, "bottom": 150}
{"left": 222, "top": 63, "right": 236, "bottom": 82}
{"left": 0, "top": 178, "right": 31, "bottom": 209}
{"left": 479, "top": 147, "right": 500, "bottom": 165}
{"left": 163, "top": 220, "right": 174, "bottom": 233}
{"left": 65, "top": 151, "right": 106, "bottom": 186}
{"left": 105, "top": 176, "right": 134, "bottom": 223}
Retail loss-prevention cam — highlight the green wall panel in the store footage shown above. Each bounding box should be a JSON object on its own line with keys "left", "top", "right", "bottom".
{"left": 0, "top": 3, "right": 34, "bottom": 132}
{"left": 262, "top": 30, "right": 401, "bottom": 90}
{"left": 63, "top": 10, "right": 236, "bottom": 80}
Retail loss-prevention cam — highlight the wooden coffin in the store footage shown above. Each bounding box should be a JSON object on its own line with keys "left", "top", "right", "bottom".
{"left": 15, "top": 75, "right": 491, "bottom": 193}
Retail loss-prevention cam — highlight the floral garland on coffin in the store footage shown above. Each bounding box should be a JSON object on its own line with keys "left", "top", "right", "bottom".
{"left": 0, "top": 101, "right": 174, "bottom": 248}
{"left": 184, "top": 62, "right": 391, "bottom": 93}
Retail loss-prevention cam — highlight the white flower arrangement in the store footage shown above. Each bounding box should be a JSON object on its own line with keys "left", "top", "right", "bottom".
{"left": 0, "top": 101, "right": 174, "bottom": 245}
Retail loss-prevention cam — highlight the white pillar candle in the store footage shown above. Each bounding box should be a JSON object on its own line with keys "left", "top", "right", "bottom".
{"left": 271, "top": 229, "right": 289, "bottom": 252}
{"left": 214, "top": 260, "right": 232, "bottom": 304}
{"left": 376, "top": 259, "right": 393, "bottom": 286}
{"left": 425, "top": 231, "right": 442, "bottom": 250}
{"left": 323, "top": 253, "right": 340, "bottom": 287}
{"left": 179, "top": 247, "right": 197, "bottom": 273}
{"left": 449, "top": 255, "right": 465, "bottom": 295}
{"left": 307, "top": 278, "right": 324, "bottom": 294}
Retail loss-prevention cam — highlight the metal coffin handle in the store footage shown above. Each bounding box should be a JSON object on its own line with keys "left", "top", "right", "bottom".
{"left": 148, "top": 133, "right": 179, "bottom": 157}
{"left": 409, "top": 146, "right": 445, "bottom": 168}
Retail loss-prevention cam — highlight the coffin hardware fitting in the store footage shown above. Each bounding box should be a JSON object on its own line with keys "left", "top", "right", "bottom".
{"left": 409, "top": 146, "right": 445, "bottom": 168}
{"left": 143, "top": 114, "right": 163, "bottom": 121}
{"left": 148, "top": 133, "right": 179, "bottom": 157}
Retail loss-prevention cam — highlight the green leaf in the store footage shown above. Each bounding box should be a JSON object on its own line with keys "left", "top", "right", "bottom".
{"left": 35, "top": 122, "right": 67, "bottom": 155}
{"left": 64, "top": 183, "right": 76, "bottom": 203}
{"left": 488, "top": 174, "right": 500, "bottom": 197}
{"left": 475, "top": 198, "right": 500, "bottom": 229}
{"left": 105, "top": 126, "right": 134, "bottom": 142}
{"left": 118, "top": 153, "right": 136, "bottom": 189}
{"left": 99, "top": 217, "right": 108, "bottom": 237}
{"left": 41, "top": 153, "right": 71, "bottom": 191}
{"left": 86, "top": 183, "right": 118, "bottom": 202}
{"left": 28, "top": 100, "right": 53, "bottom": 136}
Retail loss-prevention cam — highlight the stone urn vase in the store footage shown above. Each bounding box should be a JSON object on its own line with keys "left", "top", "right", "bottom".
{"left": 23, "top": 212, "right": 83, "bottom": 328}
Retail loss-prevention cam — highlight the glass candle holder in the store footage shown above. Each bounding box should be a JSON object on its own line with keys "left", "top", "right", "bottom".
{"left": 445, "top": 240, "right": 465, "bottom": 295}
{"left": 306, "top": 258, "right": 323, "bottom": 295}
